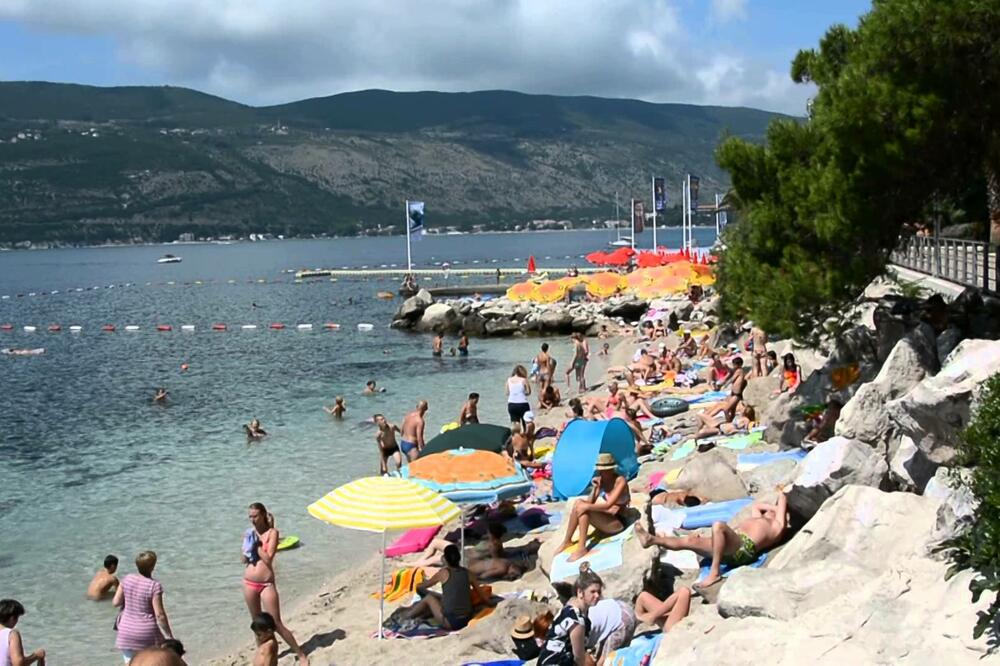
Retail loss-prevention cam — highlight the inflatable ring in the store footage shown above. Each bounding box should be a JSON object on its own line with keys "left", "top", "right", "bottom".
{"left": 649, "top": 396, "right": 690, "bottom": 418}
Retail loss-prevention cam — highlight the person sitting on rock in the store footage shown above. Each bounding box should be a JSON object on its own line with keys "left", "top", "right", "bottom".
{"left": 658, "top": 348, "right": 682, "bottom": 376}
{"left": 555, "top": 453, "right": 630, "bottom": 563}
{"left": 772, "top": 353, "right": 801, "bottom": 396}
{"left": 676, "top": 330, "right": 698, "bottom": 358}
{"left": 634, "top": 586, "right": 692, "bottom": 635}
{"left": 634, "top": 487, "right": 788, "bottom": 588}
{"left": 696, "top": 334, "right": 713, "bottom": 359}
{"left": 803, "top": 397, "right": 843, "bottom": 449}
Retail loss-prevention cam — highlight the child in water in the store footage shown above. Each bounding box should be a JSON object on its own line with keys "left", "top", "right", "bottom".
{"left": 324, "top": 396, "right": 346, "bottom": 418}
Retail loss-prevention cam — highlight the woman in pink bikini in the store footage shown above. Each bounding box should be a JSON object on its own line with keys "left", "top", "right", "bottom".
{"left": 242, "top": 502, "right": 309, "bottom": 665}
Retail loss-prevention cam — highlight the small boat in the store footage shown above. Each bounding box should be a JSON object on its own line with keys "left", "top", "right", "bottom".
{"left": 157, "top": 254, "right": 182, "bottom": 264}
{"left": 608, "top": 237, "right": 633, "bottom": 248}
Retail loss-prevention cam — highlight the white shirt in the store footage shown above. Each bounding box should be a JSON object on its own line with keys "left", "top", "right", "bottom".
{"left": 507, "top": 377, "right": 528, "bottom": 404}
{"left": 586, "top": 599, "right": 625, "bottom": 649}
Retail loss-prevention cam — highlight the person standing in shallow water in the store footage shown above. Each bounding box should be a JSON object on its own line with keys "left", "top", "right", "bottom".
{"left": 457, "top": 329, "right": 469, "bottom": 357}
{"left": 241, "top": 503, "right": 309, "bottom": 665}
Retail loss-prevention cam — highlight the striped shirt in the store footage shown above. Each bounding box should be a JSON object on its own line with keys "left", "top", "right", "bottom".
{"left": 115, "top": 574, "right": 164, "bottom": 650}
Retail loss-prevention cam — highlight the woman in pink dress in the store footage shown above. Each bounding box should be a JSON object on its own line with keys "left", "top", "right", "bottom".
{"left": 113, "top": 551, "right": 174, "bottom": 662}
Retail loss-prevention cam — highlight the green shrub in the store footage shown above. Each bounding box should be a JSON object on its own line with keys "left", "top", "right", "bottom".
{"left": 941, "top": 372, "right": 1000, "bottom": 651}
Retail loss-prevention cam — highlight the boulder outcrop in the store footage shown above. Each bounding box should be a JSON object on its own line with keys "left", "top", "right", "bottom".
{"left": 786, "top": 436, "right": 888, "bottom": 520}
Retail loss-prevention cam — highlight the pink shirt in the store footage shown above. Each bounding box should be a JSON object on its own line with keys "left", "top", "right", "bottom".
{"left": 115, "top": 574, "right": 164, "bottom": 650}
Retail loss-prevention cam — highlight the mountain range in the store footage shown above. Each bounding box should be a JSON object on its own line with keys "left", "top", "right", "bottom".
{"left": 0, "top": 82, "right": 787, "bottom": 245}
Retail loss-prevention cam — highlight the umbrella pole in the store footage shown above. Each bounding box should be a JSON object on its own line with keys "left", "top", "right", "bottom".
{"left": 461, "top": 509, "right": 466, "bottom": 566}
{"left": 379, "top": 529, "right": 386, "bottom": 640}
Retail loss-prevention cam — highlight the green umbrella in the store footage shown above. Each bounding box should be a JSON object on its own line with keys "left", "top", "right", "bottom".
{"left": 419, "top": 423, "right": 512, "bottom": 458}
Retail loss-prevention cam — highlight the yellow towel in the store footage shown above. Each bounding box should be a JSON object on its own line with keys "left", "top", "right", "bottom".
{"left": 371, "top": 567, "right": 425, "bottom": 602}
{"left": 664, "top": 468, "right": 683, "bottom": 485}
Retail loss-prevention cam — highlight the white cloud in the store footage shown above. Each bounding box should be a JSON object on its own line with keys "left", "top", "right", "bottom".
{"left": 710, "top": 0, "right": 748, "bottom": 23}
{"left": 0, "top": 0, "right": 804, "bottom": 113}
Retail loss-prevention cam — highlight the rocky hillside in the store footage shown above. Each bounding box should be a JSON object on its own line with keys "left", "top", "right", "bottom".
{"left": 0, "top": 83, "right": 786, "bottom": 245}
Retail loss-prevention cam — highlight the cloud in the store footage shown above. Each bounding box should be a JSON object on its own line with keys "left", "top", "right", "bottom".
{"left": 0, "top": 0, "right": 804, "bottom": 113}
{"left": 710, "top": 0, "right": 748, "bottom": 23}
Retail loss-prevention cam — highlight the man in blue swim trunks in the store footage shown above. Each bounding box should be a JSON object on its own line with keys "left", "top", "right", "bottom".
{"left": 635, "top": 487, "right": 789, "bottom": 589}
{"left": 400, "top": 400, "right": 428, "bottom": 461}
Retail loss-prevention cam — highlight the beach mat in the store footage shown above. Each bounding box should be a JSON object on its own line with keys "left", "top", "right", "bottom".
{"left": 462, "top": 661, "right": 523, "bottom": 666}
{"left": 736, "top": 449, "right": 807, "bottom": 472}
{"left": 607, "top": 632, "right": 663, "bottom": 666}
{"left": 549, "top": 526, "right": 633, "bottom": 582}
{"left": 683, "top": 391, "right": 729, "bottom": 404}
{"left": 670, "top": 441, "right": 696, "bottom": 461}
{"left": 680, "top": 498, "right": 752, "bottom": 529}
{"left": 718, "top": 430, "right": 765, "bottom": 450}
{"left": 385, "top": 525, "right": 441, "bottom": 557}
{"left": 696, "top": 550, "right": 768, "bottom": 583}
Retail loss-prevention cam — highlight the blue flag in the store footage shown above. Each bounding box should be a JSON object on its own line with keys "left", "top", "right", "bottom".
{"left": 407, "top": 201, "right": 425, "bottom": 235}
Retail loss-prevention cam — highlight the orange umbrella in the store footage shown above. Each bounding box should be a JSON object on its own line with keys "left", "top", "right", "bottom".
{"left": 534, "top": 279, "right": 569, "bottom": 303}
{"left": 506, "top": 281, "right": 538, "bottom": 301}
{"left": 585, "top": 272, "right": 626, "bottom": 298}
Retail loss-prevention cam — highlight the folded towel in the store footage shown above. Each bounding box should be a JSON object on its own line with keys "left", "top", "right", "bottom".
{"left": 371, "top": 567, "right": 425, "bottom": 602}
{"left": 659, "top": 548, "right": 700, "bottom": 570}
{"left": 647, "top": 470, "right": 667, "bottom": 490}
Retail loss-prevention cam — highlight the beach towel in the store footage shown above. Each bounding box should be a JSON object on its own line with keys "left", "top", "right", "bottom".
{"left": 696, "top": 550, "right": 768, "bottom": 583}
{"left": 549, "top": 526, "right": 634, "bottom": 582}
{"left": 651, "top": 434, "right": 683, "bottom": 455}
{"left": 467, "top": 605, "right": 496, "bottom": 627}
{"left": 648, "top": 470, "right": 666, "bottom": 490}
{"left": 683, "top": 390, "right": 729, "bottom": 404}
{"left": 371, "top": 567, "right": 425, "bottom": 602}
{"left": 662, "top": 467, "right": 682, "bottom": 485}
{"left": 503, "top": 507, "right": 561, "bottom": 535}
{"left": 736, "top": 449, "right": 807, "bottom": 472}
{"left": 385, "top": 525, "right": 442, "bottom": 557}
{"left": 535, "top": 427, "right": 558, "bottom": 440}
{"left": 606, "top": 632, "right": 663, "bottom": 666}
{"left": 533, "top": 443, "right": 554, "bottom": 459}
{"left": 650, "top": 505, "right": 685, "bottom": 533}
{"left": 660, "top": 548, "right": 700, "bottom": 571}
{"left": 462, "top": 661, "right": 523, "bottom": 666}
{"left": 670, "top": 441, "right": 696, "bottom": 461}
{"left": 718, "top": 430, "right": 765, "bottom": 451}
{"left": 376, "top": 616, "right": 451, "bottom": 639}
{"left": 679, "top": 498, "right": 753, "bottom": 529}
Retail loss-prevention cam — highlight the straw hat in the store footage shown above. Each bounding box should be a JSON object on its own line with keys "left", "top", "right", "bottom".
{"left": 511, "top": 615, "right": 534, "bottom": 640}
{"left": 594, "top": 452, "right": 618, "bottom": 471}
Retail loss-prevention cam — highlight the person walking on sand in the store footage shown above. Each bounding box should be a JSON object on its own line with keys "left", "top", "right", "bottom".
{"left": 556, "top": 453, "right": 629, "bottom": 563}
{"left": 113, "top": 551, "right": 174, "bottom": 662}
{"left": 0, "top": 599, "right": 46, "bottom": 666}
{"left": 458, "top": 393, "right": 480, "bottom": 426}
{"left": 86, "top": 554, "right": 120, "bottom": 600}
{"left": 634, "top": 487, "right": 788, "bottom": 588}
{"left": 400, "top": 400, "right": 428, "bottom": 461}
{"left": 535, "top": 343, "right": 555, "bottom": 394}
{"left": 241, "top": 503, "right": 308, "bottom": 665}
{"left": 374, "top": 414, "right": 403, "bottom": 474}
{"left": 505, "top": 365, "right": 532, "bottom": 428}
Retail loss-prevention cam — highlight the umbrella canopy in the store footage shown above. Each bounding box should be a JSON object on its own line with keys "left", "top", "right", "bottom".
{"left": 307, "top": 476, "right": 460, "bottom": 532}
{"left": 585, "top": 271, "right": 626, "bottom": 298}
{"left": 506, "top": 281, "right": 538, "bottom": 301}
{"left": 534, "top": 279, "right": 570, "bottom": 303}
{"left": 420, "top": 423, "right": 512, "bottom": 458}
{"left": 401, "top": 449, "right": 531, "bottom": 504}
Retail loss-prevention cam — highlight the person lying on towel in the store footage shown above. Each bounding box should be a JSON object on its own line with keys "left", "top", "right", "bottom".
{"left": 634, "top": 486, "right": 788, "bottom": 588}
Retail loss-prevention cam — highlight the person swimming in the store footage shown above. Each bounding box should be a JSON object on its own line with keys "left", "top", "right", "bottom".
{"left": 153, "top": 388, "right": 169, "bottom": 403}
{"left": 323, "top": 396, "right": 346, "bottom": 418}
{"left": 86, "top": 554, "right": 120, "bottom": 600}
{"left": 244, "top": 418, "right": 267, "bottom": 439}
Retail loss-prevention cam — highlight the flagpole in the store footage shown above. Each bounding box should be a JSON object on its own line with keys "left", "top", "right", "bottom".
{"left": 684, "top": 175, "right": 691, "bottom": 252}
{"left": 404, "top": 200, "right": 412, "bottom": 272}
{"left": 630, "top": 199, "right": 635, "bottom": 251}
{"left": 681, "top": 179, "right": 687, "bottom": 252}
{"left": 651, "top": 176, "right": 657, "bottom": 251}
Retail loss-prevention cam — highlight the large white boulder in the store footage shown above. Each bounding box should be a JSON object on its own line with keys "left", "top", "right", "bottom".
{"left": 414, "top": 303, "right": 459, "bottom": 333}
{"left": 785, "top": 437, "right": 888, "bottom": 520}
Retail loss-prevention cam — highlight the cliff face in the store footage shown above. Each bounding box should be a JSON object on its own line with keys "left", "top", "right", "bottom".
{"left": 0, "top": 84, "right": 786, "bottom": 244}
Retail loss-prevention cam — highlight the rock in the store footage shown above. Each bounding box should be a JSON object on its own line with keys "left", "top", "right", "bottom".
{"left": 925, "top": 467, "right": 977, "bottom": 549}
{"left": 873, "top": 304, "right": 913, "bottom": 362}
{"left": 935, "top": 326, "right": 964, "bottom": 361}
{"left": 738, "top": 459, "right": 800, "bottom": 496}
{"left": 888, "top": 434, "right": 939, "bottom": 492}
{"left": 480, "top": 305, "right": 515, "bottom": 319}
{"left": 461, "top": 313, "right": 487, "bottom": 337}
{"left": 485, "top": 317, "right": 520, "bottom": 337}
{"left": 675, "top": 449, "right": 748, "bottom": 501}
{"left": 538, "top": 310, "right": 574, "bottom": 333}
{"left": 414, "top": 303, "right": 460, "bottom": 333}
{"left": 461, "top": 597, "right": 553, "bottom": 655}
{"left": 742, "top": 375, "right": 780, "bottom": 418}
{"left": 395, "top": 289, "right": 434, "bottom": 322}
{"left": 570, "top": 316, "right": 593, "bottom": 332}
{"left": 887, "top": 338, "right": 1000, "bottom": 466}
{"left": 602, "top": 298, "right": 648, "bottom": 322}
{"left": 835, "top": 323, "right": 939, "bottom": 445}
{"left": 786, "top": 437, "right": 888, "bottom": 520}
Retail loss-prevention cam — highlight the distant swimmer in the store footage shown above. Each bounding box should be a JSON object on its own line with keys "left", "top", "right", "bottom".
{"left": 252, "top": 302, "right": 261, "bottom": 309}
{"left": 432, "top": 333, "right": 444, "bottom": 357}
{"left": 362, "top": 380, "right": 386, "bottom": 395}
{"left": 348, "top": 296, "right": 355, "bottom": 305}
{"left": 459, "top": 392, "right": 480, "bottom": 426}
{"left": 86, "top": 554, "right": 120, "bottom": 600}
{"left": 374, "top": 414, "right": 403, "bottom": 474}
{"left": 153, "top": 388, "right": 169, "bottom": 403}
{"left": 245, "top": 418, "right": 268, "bottom": 439}
{"left": 400, "top": 400, "right": 429, "bottom": 461}
{"left": 323, "top": 396, "right": 346, "bottom": 418}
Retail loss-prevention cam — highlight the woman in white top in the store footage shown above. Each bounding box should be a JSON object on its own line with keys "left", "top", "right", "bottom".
{"left": 0, "top": 599, "right": 46, "bottom": 666}
{"left": 505, "top": 364, "right": 532, "bottom": 428}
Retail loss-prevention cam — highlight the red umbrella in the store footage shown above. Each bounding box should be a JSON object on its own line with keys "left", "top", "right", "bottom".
{"left": 636, "top": 251, "right": 664, "bottom": 268}
{"left": 585, "top": 251, "right": 609, "bottom": 265}
{"left": 527, "top": 256, "right": 537, "bottom": 273}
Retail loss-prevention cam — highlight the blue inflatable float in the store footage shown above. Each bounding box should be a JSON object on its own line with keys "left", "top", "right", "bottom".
{"left": 552, "top": 418, "right": 638, "bottom": 500}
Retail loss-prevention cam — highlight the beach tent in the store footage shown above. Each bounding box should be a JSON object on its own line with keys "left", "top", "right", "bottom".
{"left": 551, "top": 418, "right": 639, "bottom": 500}
{"left": 419, "top": 423, "right": 512, "bottom": 457}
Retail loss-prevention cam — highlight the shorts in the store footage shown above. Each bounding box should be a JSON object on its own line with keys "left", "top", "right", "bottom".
{"left": 121, "top": 651, "right": 136, "bottom": 663}
{"left": 458, "top": 347, "right": 469, "bottom": 356}
{"left": 400, "top": 440, "right": 418, "bottom": 457}
{"left": 444, "top": 612, "right": 470, "bottom": 630}
{"left": 724, "top": 531, "right": 758, "bottom": 567}
{"left": 573, "top": 357, "right": 587, "bottom": 371}
{"left": 432, "top": 350, "right": 442, "bottom": 357}
{"left": 508, "top": 402, "right": 530, "bottom": 424}
{"left": 597, "top": 601, "right": 637, "bottom": 661}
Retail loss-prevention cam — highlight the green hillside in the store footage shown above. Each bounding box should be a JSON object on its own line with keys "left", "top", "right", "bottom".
{"left": 0, "top": 82, "right": 789, "bottom": 245}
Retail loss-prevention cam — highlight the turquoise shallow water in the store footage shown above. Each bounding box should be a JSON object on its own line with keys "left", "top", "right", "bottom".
{"left": 0, "top": 229, "right": 716, "bottom": 663}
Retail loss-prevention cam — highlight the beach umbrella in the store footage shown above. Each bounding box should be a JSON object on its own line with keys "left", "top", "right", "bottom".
{"left": 401, "top": 449, "right": 532, "bottom": 505}
{"left": 308, "top": 476, "right": 461, "bottom": 638}
{"left": 506, "top": 281, "right": 538, "bottom": 301}
{"left": 534, "top": 279, "right": 569, "bottom": 303}
{"left": 585, "top": 271, "right": 626, "bottom": 298}
{"left": 420, "top": 423, "right": 512, "bottom": 458}
{"left": 585, "top": 250, "right": 609, "bottom": 265}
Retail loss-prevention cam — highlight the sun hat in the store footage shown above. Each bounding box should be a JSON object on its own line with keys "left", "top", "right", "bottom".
{"left": 511, "top": 615, "right": 534, "bottom": 640}
{"left": 594, "top": 452, "right": 618, "bottom": 471}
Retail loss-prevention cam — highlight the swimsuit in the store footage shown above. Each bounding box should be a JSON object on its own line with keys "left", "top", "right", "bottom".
{"left": 724, "top": 531, "right": 758, "bottom": 567}
{"left": 400, "top": 440, "right": 418, "bottom": 456}
{"left": 432, "top": 350, "right": 442, "bottom": 357}
{"left": 242, "top": 578, "right": 273, "bottom": 593}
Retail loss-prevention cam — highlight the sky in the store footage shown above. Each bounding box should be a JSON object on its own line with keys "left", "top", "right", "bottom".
{"left": 0, "top": 0, "right": 872, "bottom": 115}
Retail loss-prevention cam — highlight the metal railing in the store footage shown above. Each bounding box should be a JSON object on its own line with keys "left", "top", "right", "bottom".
{"left": 891, "top": 235, "right": 998, "bottom": 294}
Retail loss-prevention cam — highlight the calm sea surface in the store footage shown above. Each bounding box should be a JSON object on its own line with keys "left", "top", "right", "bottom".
{"left": 0, "top": 228, "right": 716, "bottom": 664}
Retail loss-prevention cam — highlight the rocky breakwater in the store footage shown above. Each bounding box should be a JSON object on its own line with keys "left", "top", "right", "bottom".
{"left": 390, "top": 288, "right": 652, "bottom": 337}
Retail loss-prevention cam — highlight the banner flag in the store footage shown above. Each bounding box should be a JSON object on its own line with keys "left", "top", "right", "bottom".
{"left": 632, "top": 199, "right": 645, "bottom": 234}
{"left": 689, "top": 176, "right": 700, "bottom": 213}
{"left": 407, "top": 201, "right": 425, "bottom": 235}
{"left": 653, "top": 177, "right": 666, "bottom": 212}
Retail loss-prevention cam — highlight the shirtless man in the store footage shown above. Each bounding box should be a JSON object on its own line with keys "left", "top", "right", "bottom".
{"left": 458, "top": 393, "right": 480, "bottom": 426}
{"left": 658, "top": 349, "right": 682, "bottom": 375}
{"left": 323, "top": 396, "right": 346, "bottom": 418}
{"left": 457, "top": 330, "right": 469, "bottom": 357}
{"left": 251, "top": 612, "right": 279, "bottom": 666}
{"left": 400, "top": 400, "right": 428, "bottom": 461}
{"left": 432, "top": 333, "right": 444, "bottom": 357}
{"left": 750, "top": 324, "right": 768, "bottom": 378}
{"left": 720, "top": 357, "right": 748, "bottom": 419}
{"left": 86, "top": 554, "right": 119, "bottom": 600}
{"left": 362, "top": 380, "right": 384, "bottom": 395}
{"left": 635, "top": 488, "right": 788, "bottom": 588}
{"left": 676, "top": 330, "right": 697, "bottom": 358}
{"left": 535, "top": 343, "right": 555, "bottom": 393}
{"left": 153, "top": 388, "right": 169, "bottom": 403}
{"left": 374, "top": 414, "right": 403, "bottom": 473}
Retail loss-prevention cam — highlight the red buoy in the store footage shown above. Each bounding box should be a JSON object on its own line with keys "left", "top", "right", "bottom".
{"left": 156, "top": 325, "right": 172, "bottom": 332}
{"left": 48, "top": 324, "right": 62, "bottom": 332}
{"left": 212, "top": 323, "right": 227, "bottom": 331}
{"left": 269, "top": 323, "right": 285, "bottom": 330}
{"left": 323, "top": 323, "right": 340, "bottom": 330}
{"left": 102, "top": 324, "right": 116, "bottom": 332}
{"left": 0, "top": 324, "right": 12, "bottom": 331}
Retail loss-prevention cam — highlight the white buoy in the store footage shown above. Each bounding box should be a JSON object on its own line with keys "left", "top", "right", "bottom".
{"left": 23, "top": 326, "right": 36, "bottom": 332}
{"left": 241, "top": 324, "right": 257, "bottom": 330}
{"left": 125, "top": 325, "right": 140, "bottom": 332}
{"left": 296, "top": 324, "right": 313, "bottom": 330}
{"left": 357, "top": 323, "right": 375, "bottom": 331}
{"left": 69, "top": 326, "right": 82, "bottom": 332}
{"left": 181, "top": 325, "right": 196, "bottom": 332}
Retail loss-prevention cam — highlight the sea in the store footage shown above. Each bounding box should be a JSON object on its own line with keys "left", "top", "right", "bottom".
{"left": 0, "top": 227, "right": 717, "bottom": 663}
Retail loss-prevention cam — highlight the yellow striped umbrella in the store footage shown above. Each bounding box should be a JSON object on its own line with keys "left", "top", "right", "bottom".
{"left": 308, "top": 476, "right": 460, "bottom": 637}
